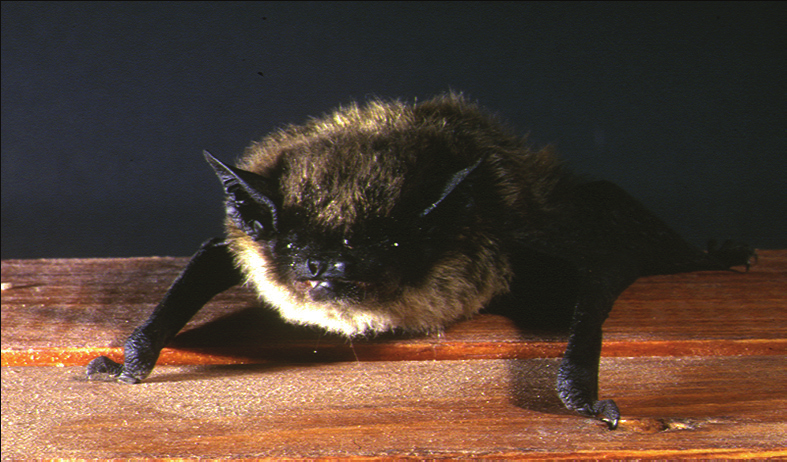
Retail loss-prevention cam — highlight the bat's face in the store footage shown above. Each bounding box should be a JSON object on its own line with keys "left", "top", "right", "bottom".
{"left": 205, "top": 98, "right": 513, "bottom": 337}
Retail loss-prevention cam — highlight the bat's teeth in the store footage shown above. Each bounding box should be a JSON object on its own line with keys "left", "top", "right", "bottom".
{"left": 295, "top": 280, "right": 325, "bottom": 294}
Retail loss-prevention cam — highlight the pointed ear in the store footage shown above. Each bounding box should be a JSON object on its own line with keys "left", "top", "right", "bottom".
{"left": 420, "top": 155, "right": 484, "bottom": 217}
{"left": 204, "top": 150, "right": 279, "bottom": 240}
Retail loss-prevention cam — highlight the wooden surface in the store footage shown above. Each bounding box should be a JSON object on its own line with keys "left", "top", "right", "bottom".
{"left": 2, "top": 250, "right": 786, "bottom": 459}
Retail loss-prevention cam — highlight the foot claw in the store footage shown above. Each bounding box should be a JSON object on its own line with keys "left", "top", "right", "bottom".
{"left": 86, "top": 356, "right": 124, "bottom": 378}
{"left": 593, "top": 399, "right": 620, "bottom": 430}
{"left": 86, "top": 356, "right": 142, "bottom": 384}
{"left": 576, "top": 399, "right": 620, "bottom": 430}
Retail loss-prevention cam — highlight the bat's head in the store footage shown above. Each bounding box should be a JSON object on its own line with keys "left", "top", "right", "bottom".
{"left": 205, "top": 95, "right": 542, "bottom": 337}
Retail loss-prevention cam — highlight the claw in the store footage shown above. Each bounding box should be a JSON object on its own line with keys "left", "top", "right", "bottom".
{"left": 86, "top": 356, "right": 147, "bottom": 384}
{"left": 117, "top": 373, "right": 142, "bottom": 384}
{"left": 576, "top": 399, "right": 620, "bottom": 430}
{"left": 593, "top": 399, "right": 620, "bottom": 430}
{"left": 85, "top": 356, "right": 124, "bottom": 379}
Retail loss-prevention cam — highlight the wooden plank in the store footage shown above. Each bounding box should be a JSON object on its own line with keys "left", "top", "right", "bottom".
{"left": 2, "top": 251, "right": 786, "bottom": 366}
{"left": 2, "top": 251, "right": 786, "bottom": 458}
{"left": 2, "top": 357, "right": 785, "bottom": 459}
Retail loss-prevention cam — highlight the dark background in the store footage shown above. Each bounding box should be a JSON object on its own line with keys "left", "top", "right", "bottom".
{"left": 2, "top": 2, "right": 785, "bottom": 259}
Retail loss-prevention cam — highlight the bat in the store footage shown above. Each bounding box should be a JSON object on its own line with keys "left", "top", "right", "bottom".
{"left": 86, "top": 93, "right": 755, "bottom": 429}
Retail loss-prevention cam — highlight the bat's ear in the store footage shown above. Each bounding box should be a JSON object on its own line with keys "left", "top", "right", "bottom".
{"left": 204, "top": 151, "right": 279, "bottom": 240}
{"left": 419, "top": 156, "right": 484, "bottom": 217}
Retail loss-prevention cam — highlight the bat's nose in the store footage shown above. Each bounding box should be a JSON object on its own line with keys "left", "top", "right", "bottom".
{"left": 305, "top": 257, "right": 349, "bottom": 279}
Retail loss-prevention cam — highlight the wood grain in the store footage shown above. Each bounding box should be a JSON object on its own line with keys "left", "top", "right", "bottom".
{"left": 2, "top": 252, "right": 785, "bottom": 366}
{"left": 2, "top": 250, "right": 786, "bottom": 459}
{"left": 2, "top": 357, "right": 785, "bottom": 459}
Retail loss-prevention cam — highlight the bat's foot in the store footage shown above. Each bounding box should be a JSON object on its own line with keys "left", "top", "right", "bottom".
{"left": 576, "top": 399, "right": 620, "bottom": 430}
{"left": 85, "top": 356, "right": 142, "bottom": 384}
{"left": 707, "top": 239, "right": 757, "bottom": 270}
{"left": 557, "top": 362, "right": 620, "bottom": 430}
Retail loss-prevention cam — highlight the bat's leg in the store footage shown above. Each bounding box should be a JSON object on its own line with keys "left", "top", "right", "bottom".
{"left": 577, "top": 181, "right": 756, "bottom": 276}
{"left": 554, "top": 237, "right": 754, "bottom": 430}
{"left": 556, "top": 265, "right": 636, "bottom": 430}
{"left": 640, "top": 236, "right": 756, "bottom": 275}
{"left": 86, "top": 238, "right": 242, "bottom": 383}
{"left": 703, "top": 239, "right": 757, "bottom": 271}
{"left": 541, "top": 181, "right": 755, "bottom": 429}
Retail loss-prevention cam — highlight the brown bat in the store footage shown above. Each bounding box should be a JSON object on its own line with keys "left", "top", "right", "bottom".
{"left": 87, "top": 93, "right": 754, "bottom": 429}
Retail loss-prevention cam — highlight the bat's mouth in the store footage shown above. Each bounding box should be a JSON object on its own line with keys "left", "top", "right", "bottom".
{"left": 295, "top": 279, "right": 368, "bottom": 302}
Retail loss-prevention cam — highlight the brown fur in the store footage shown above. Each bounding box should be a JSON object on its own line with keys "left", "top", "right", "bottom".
{"left": 227, "top": 93, "right": 567, "bottom": 337}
